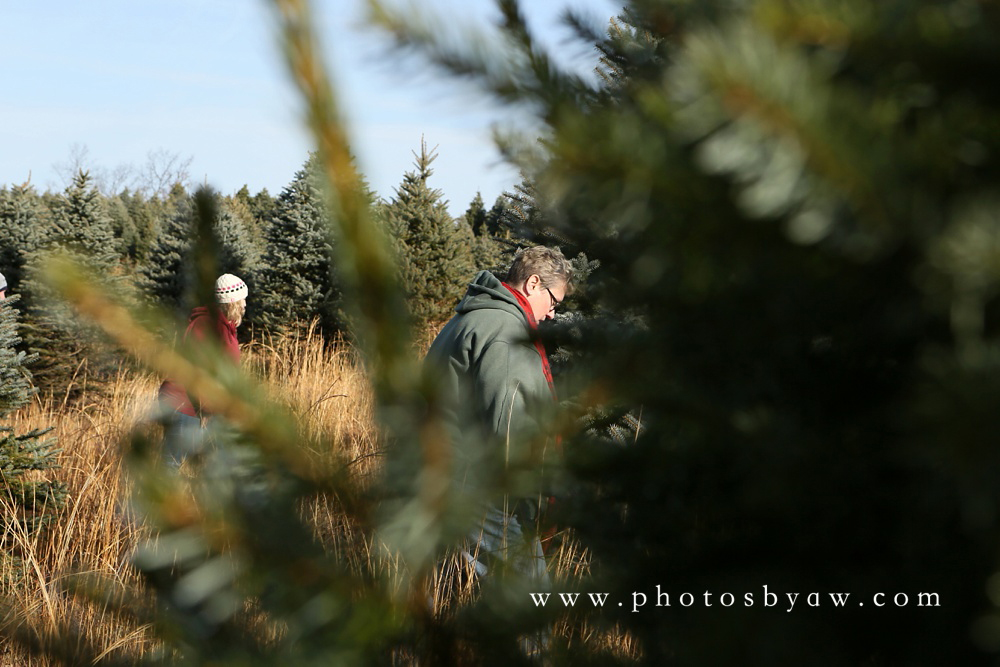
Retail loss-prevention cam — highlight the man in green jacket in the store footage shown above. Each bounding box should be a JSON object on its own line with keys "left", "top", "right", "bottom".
{"left": 425, "top": 245, "right": 573, "bottom": 586}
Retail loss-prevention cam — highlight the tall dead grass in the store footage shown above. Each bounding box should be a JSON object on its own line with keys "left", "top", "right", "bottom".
{"left": 244, "top": 323, "right": 380, "bottom": 483}
{"left": 1, "top": 368, "right": 156, "bottom": 664}
{"left": 1, "top": 326, "right": 635, "bottom": 663}
{"left": 0, "top": 327, "right": 378, "bottom": 664}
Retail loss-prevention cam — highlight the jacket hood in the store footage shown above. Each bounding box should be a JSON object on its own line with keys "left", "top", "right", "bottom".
{"left": 455, "top": 270, "right": 527, "bottom": 323}
{"left": 189, "top": 306, "right": 237, "bottom": 336}
{"left": 189, "top": 306, "right": 212, "bottom": 322}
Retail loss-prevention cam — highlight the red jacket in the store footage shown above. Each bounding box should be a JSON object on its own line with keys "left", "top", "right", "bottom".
{"left": 158, "top": 307, "right": 240, "bottom": 417}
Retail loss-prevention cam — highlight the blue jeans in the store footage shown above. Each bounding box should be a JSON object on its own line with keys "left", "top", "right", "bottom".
{"left": 161, "top": 411, "right": 204, "bottom": 467}
{"left": 461, "top": 503, "right": 551, "bottom": 656}
{"left": 461, "top": 504, "right": 549, "bottom": 583}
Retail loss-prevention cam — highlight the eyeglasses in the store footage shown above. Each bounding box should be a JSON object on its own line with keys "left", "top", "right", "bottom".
{"left": 545, "top": 287, "right": 562, "bottom": 313}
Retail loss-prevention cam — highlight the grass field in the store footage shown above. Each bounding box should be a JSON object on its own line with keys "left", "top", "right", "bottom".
{"left": 1, "top": 326, "right": 634, "bottom": 664}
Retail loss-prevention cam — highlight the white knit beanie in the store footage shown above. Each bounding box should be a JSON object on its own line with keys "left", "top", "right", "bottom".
{"left": 215, "top": 274, "right": 248, "bottom": 303}
{"left": 0, "top": 271, "right": 7, "bottom": 291}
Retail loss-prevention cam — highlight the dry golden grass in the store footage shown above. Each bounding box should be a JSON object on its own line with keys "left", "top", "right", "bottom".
{"left": 0, "top": 327, "right": 378, "bottom": 664}
{"left": 244, "top": 323, "right": 381, "bottom": 483}
{"left": 1, "top": 368, "right": 156, "bottom": 665}
{"left": 1, "top": 326, "right": 636, "bottom": 664}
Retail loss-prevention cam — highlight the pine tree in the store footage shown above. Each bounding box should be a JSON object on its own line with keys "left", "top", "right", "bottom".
{"left": 139, "top": 189, "right": 262, "bottom": 319}
{"left": 497, "top": 178, "right": 547, "bottom": 247}
{"left": 105, "top": 193, "right": 140, "bottom": 260}
{"left": 368, "top": 0, "right": 1000, "bottom": 663}
{"left": 0, "top": 295, "right": 66, "bottom": 548}
{"left": 594, "top": 9, "right": 665, "bottom": 94}
{"left": 464, "top": 191, "right": 487, "bottom": 237}
{"left": 47, "top": 170, "right": 120, "bottom": 268}
{"left": 19, "top": 171, "right": 126, "bottom": 397}
{"left": 253, "top": 153, "right": 344, "bottom": 335}
{"left": 250, "top": 188, "right": 276, "bottom": 222}
{"left": 228, "top": 188, "right": 268, "bottom": 254}
{"left": 119, "top": 189, "right": 159, "bottom": 262}
{"left": 214, "top": 202, "right": 262, "bottom": 278}
{"left": 15, "top": 1, "right": 1000, "bottom": 664}
{"left": 234, "top": 184, "right": 277, "bottom": 236}
{"left": 485, "top": 195, "right": 510, "bottom": 239}
{"left": 464, "top": 192, "right": 506, "bottom": 271}
{"left": 139, "top": 194, "right": 195, "bottom": 314}
{"left": 216, "top": 201, "right": 263, "bottom": 334}
{"left": 385, "top": 139, "right": 475, "bottom": 328}
{"left": 0, "top": 184, "right": 46, "bottom": 292}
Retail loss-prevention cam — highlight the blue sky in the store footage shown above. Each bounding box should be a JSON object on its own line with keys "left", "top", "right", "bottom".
{"left": 1, "top": 0, "right": 620, "bottom": 216}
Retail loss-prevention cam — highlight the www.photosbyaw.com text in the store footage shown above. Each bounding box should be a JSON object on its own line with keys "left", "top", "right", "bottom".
{"left": 530, "top": 586, "right": 941, "bottom": 613}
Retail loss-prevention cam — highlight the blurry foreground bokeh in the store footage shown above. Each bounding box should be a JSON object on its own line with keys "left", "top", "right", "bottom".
{"left": 4, "top": 0, "right": 1000, "bottom": 664}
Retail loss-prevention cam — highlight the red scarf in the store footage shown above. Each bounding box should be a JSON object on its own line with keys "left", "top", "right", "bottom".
{"left": 502, "top": 282, "right": 556, "bottom": 400}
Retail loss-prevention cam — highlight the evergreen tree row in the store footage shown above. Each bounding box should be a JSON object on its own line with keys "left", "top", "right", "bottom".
{"left": 1, "top": 144, "right": 527, "bottom": 398}
{"left": 0, "top": 294, "right": 66, "bottom": 571}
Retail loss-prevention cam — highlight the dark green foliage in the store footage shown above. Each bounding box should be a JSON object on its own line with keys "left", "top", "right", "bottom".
{"left": 386, "top": 139, "right": 476, "bottom": 327}
{"left": 10, "top": 1, "right": 1000, "bottom": 665}
{"left": 593, "top": 8, "right": 666, "bottom": 94}
{"left": 130, "top": 191, "right": 161, "bottom": 262}
{"left": 465, "top": 191, "right": 488, "bottom": 237}
{"left": 112, "top": 189, "right": 162, "bottom": 262}
{"left": 140, "top": 189, "right": 262, "bottom": 318}
{"left": 47, "top": 171, "right": 120, "bottom": 268}
{"left": 473, "top": 179, "right": 560, "bottom": 274}
{"left": 497, "top": 179, "right": 550, "bottom": 247}
{"left": 234, "top": 184, "right": 277, "bottom": 234}
{"left": 485, "top": 195, "right": 510, "bottom": 240}
{"left": 477, "top": 179, "right": 572, "bottom": 275}
{"left": 139, "top": 195, "right": 195, "bottom": 314}
{"left": 19, "top": 171, "right": 126, "bottom": 398}
{"left": 252, "top": 153, "right": 345, "bottom": 335}
{"left": 0, "top": 184, "right": 47, "bottom": 292}
{"left": 547, "top": 2, "right": 1000, "bottom": 665}
{"left": 0, "top": 295, "right": 66, "bottom": 549}
{"left": 105, "top": 194, "right": 140, "bottom": 260}
{"left": 370, "top": 0, "right": 1000, "bottom": 663}
{"left": 216, "top": 204, "right": 263, "bottom": 283}
{"left": 249, "top": 188, "right": 276, "bottom": 223}
{"left": 0, "top": 297, "right": 37, "bottom": 424}
{"left": 465, "top": 192, "right": 507, "bottom": 272}
{"left": 227, "top": 189, "right": 268, "bottom": 256}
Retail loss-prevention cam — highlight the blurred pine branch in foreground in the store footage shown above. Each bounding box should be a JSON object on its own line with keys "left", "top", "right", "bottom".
{"left": 0, "top": 329, "right": 631, "bottom": 665}
{"left": 5, "top": 0, "right": 1000, "bottom": 664}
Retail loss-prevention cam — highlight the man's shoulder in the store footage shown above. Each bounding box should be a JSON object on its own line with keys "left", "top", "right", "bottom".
{"left": 429, "top": 307, "right": 524, "bottom": 356}
{"left": 457, "top": 306, "right": 526, "bottom": 337}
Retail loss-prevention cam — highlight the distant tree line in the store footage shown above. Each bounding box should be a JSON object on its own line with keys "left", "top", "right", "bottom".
{"left": 6, "top": 0, "right": 1000, "bottom": 664}
{"left": 0, "top": 140, "right": 529, "bottom": 400}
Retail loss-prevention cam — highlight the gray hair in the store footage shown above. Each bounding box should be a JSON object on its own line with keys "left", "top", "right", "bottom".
{"left": 505, "top": 246, "right": 574, "bottom": 293}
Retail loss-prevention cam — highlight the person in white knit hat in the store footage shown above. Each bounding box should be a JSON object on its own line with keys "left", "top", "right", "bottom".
{"left": 157, "top": 273, "right": 248, "bottom": 466}
{"left": 0, "top": 270, "right": 7, "bottom": 300}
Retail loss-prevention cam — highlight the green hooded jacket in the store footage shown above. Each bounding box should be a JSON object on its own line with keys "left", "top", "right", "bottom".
{"left": 425, "top": 270, "right": 554, "bottom": 481}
